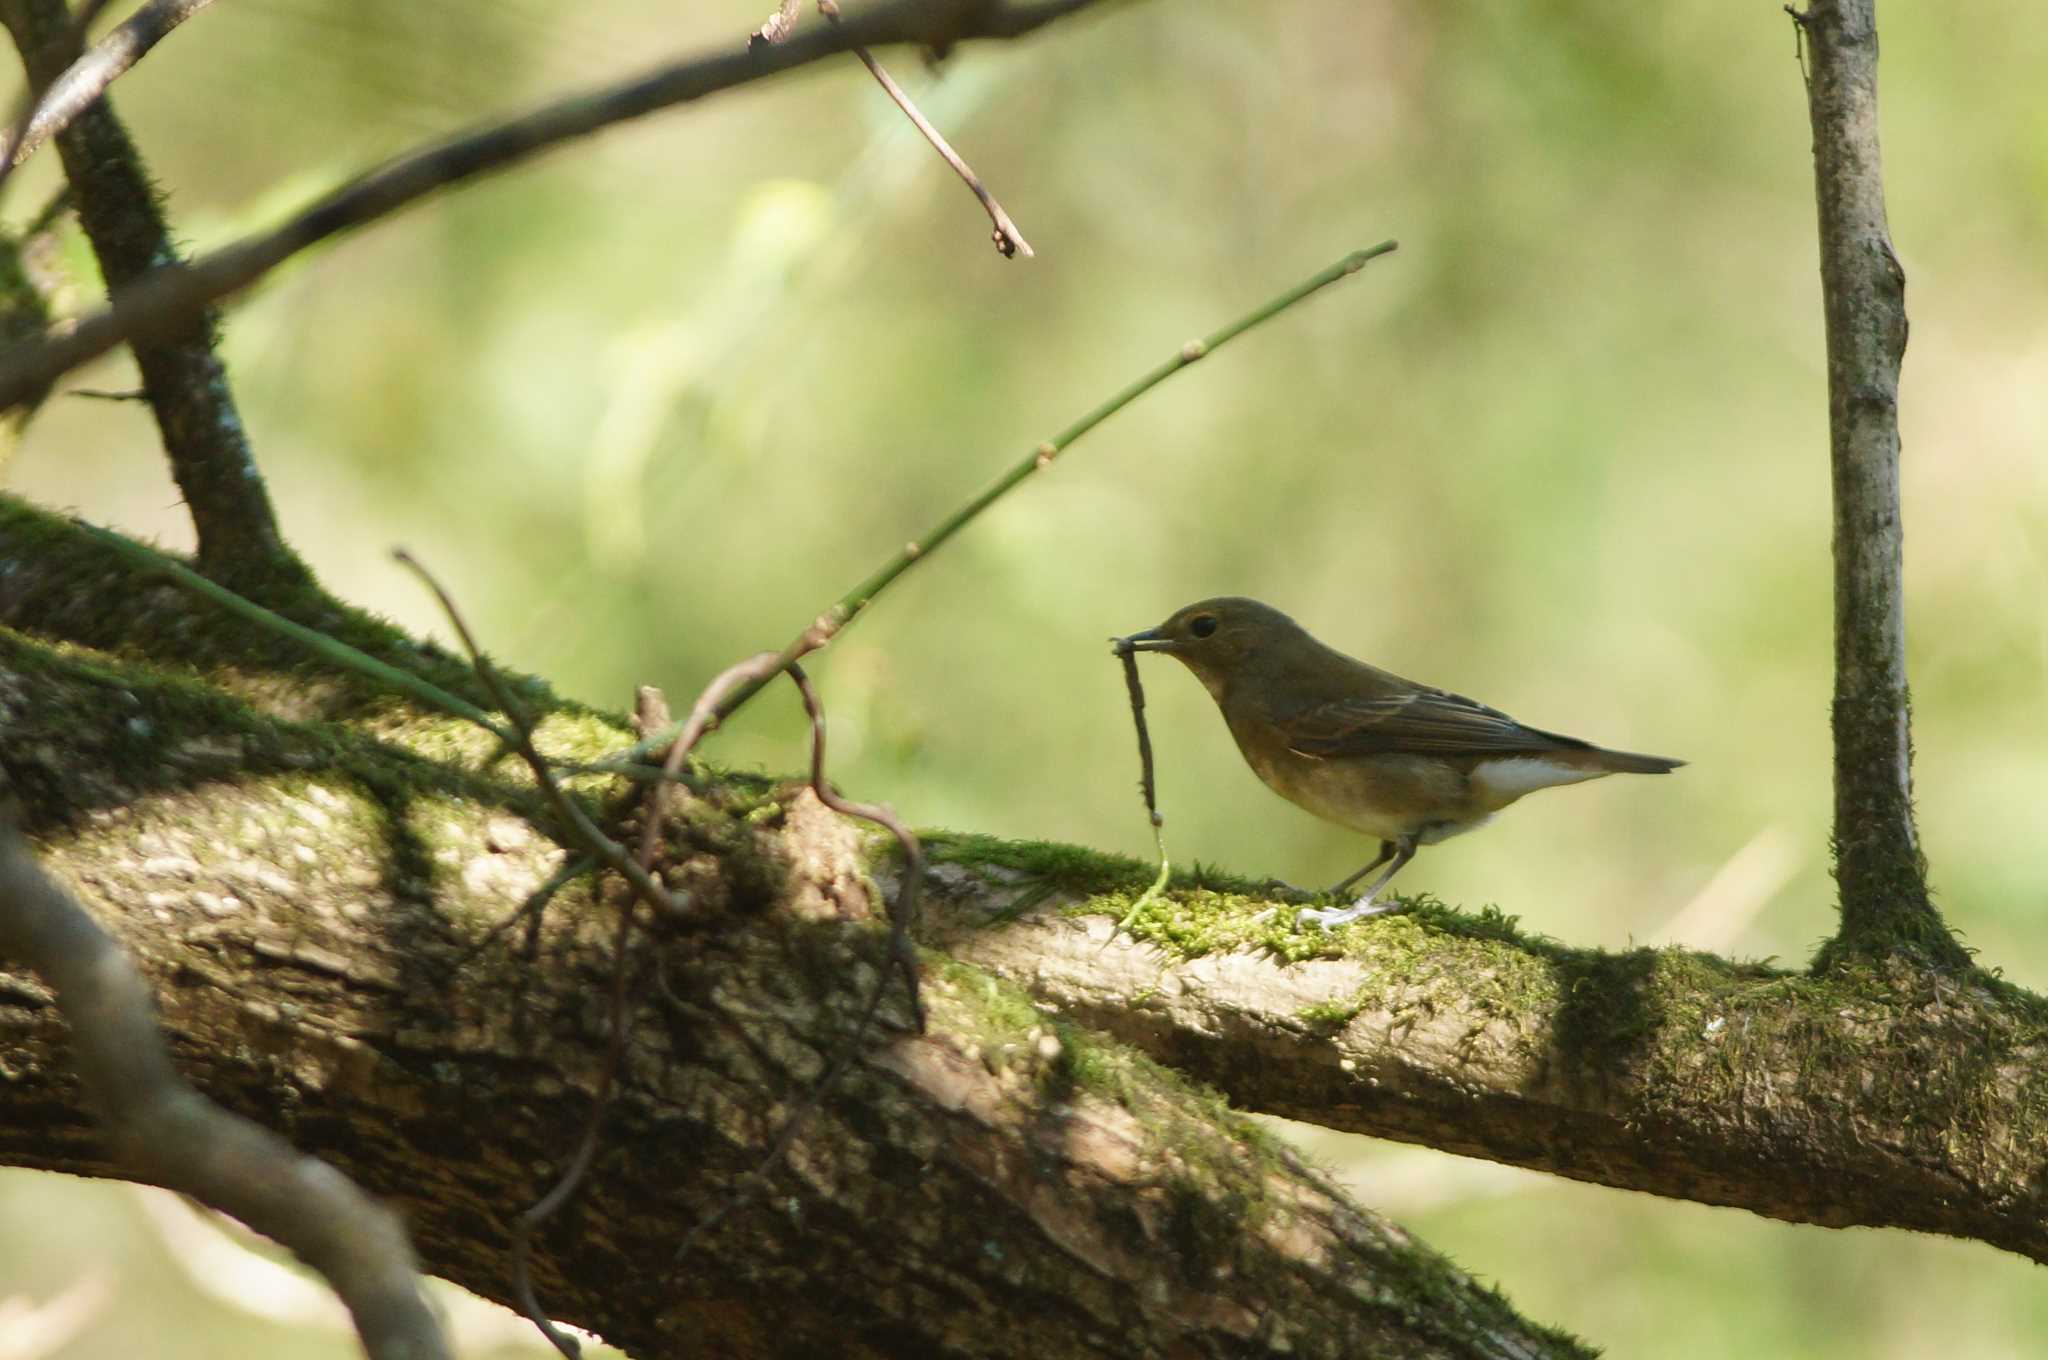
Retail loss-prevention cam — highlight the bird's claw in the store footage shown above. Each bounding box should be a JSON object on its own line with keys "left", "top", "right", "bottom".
{"left": 1298, "top": 899, "right": 1400, "bottom": 930}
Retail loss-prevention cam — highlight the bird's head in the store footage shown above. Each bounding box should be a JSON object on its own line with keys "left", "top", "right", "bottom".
{"left": 1116, "top": 597, "right": 1304, "bottom": 688}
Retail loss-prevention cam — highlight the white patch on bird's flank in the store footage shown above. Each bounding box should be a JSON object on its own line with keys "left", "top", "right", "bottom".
{"left": 1472, "top": 756, "right": 1606, "bottom": 804}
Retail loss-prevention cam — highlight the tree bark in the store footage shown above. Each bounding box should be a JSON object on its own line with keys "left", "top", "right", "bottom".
{"left": 0, "top": 499, "right": 1586, "bottom": 1360}
{"left": 1795, "top": 0, "right": 1962, "bottom": 967}
{"left": 923, "top": 852, "right": 2048, "bottom": 1264}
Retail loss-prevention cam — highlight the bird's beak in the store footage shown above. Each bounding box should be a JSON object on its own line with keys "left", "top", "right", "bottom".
{"left": 1113, "top": 626, "right": 1175, "bottom": 655}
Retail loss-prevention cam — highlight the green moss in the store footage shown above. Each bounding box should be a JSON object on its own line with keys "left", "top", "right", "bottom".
{"left": 919, "top": 829, "right": 1307, "bottom": 902}
{"left": 923, "top": 955, "right": 1293, "bottom": 1197}
{"left": 0, "top": 625, "right": 610, "bottom": 881}
{"left": 1361, "top": 1241, "right": 1600, "bottom": 1358}
{"left": 1295, "top": 992, "right": 1370, "bottom": 1029}
{"left": 1814, "top": 902, "right": 1975, "bottom": 975}
{"left": 1059, "top": 880, "right": 1567, "bottom": 974}
{"left": 956, "top": 819, "right": 2048, "bottom": 1180}
{"left": 0, "top": 496, "right": 622, "bottom": 749}
{"left": 923, "top": 829, "right": 1157, "bottom": 894}
{"left": 917, "top": 827, "right": 2047, "bottom": 1172}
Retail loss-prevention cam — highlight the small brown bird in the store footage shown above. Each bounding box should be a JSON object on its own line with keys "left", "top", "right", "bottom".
{"left": 1118, "top": 597, "right": 1683, "bottom": 927}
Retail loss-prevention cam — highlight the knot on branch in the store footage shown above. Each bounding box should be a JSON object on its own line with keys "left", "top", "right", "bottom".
{"left": 775, "top": 785, "right": 884, "bottom": 926}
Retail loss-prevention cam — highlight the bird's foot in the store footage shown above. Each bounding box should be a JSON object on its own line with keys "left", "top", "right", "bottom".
{"left": 1298, "top": 897, "right": 1400, "bottom": 930}
{"left": 1252, "top": 876, "right": 1316, "bottom": 903}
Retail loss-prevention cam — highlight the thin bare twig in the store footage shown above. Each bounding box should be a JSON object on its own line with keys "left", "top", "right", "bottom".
{"left": 0, "top": 0, "right": 116, "bottom": 191}
{"left": 1106, "top": 641, "right": 1169, "bottom": 941}
{"left": 0, "top": 0, "right": 1102, "bottom": 411}
{"left": 0, "top": 822, "right": 450, "bottom": 1360}
{"left": 815, "top": 0, "right": 1033, "bottom": 258}
{"left": 506, "top": 647, "right": 797, "bottom": 1359}
{"left": 634, "top": 648, "right": 791, "bottom": 887}
{"left": 449, "top": 852, "right": 597, "bottom": 971}
{"left": 0, "top": 0, "right": 215, "bottom": 189}
{"left": 1113, "top": 640, "right": 1160, "bottom": 831}
{"left": 509, "top": 872, "right": 640, "bottom": 1360}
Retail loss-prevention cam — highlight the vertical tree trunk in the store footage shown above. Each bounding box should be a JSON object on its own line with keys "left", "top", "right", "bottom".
{"left": 1796, "top": 0, "right": 1964, "bottom": 968}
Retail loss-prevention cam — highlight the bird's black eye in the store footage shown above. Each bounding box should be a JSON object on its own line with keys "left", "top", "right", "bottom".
{"left": 1188, "top": 614, "right": 1219, "bottom": 639}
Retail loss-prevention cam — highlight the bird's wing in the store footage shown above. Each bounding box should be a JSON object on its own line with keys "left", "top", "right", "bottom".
{"left": 1279, "top": 687, "right": 1592, "bottom": 759}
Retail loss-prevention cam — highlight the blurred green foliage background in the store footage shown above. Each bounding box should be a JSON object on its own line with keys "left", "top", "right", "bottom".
{"left": 4, "top": 0, "right": 2045, "bottom": 1354}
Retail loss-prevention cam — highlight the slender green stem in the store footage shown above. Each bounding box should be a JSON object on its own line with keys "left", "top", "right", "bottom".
{"left": 79, "top": 522, "right": 513, "bottom": 740}
{"left": 1105, "top": 821, "right": 1171, "bottom": 947}
{"left": 620, "top": 240, "right": 1399, "bottom": 764}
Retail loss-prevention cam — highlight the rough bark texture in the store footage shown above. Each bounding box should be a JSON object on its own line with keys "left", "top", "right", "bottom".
{"left": 0, "top": 500, "right": 1586, "bottom": 1360}
{"left": 1796, "top": 0, "right": 1961, "bottom": 967}
{"left": 0, "top": 825, "right": 449, "bottom": 1360}
{"left": 920, "top": 852, "right": 2048, "bottom": 1263}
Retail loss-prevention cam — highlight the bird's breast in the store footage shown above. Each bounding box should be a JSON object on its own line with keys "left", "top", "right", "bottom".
{"left": 1227, "top": 717, "right": 1484, "bottom": 842}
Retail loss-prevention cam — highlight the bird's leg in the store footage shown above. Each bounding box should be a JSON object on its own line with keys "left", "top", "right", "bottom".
{"left": 1300, "top": 837, "right": 1416, "bottom": 928}
{"left": 1255, "top": 846, "right": 1392, "bottom": 924}
{"left": 1326, "top": 841, "right": 1396, "bottom": 898}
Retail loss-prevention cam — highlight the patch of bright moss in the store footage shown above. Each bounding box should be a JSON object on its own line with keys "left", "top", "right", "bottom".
{"left": 922, "top": 829, "right": 1157, "bottom": 894}
{"left": 0, "top": 497, "right": 629, "bottom": 749}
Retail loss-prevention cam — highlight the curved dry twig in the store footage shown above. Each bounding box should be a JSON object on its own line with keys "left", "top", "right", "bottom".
{"left": 392, "top": 549, "right": 682, "bottom": 1360}
{"left": 635, "top": 649, "right": 790, "bottom": 873}
{"left": 392, "top": 549, "right": 677, "bottom": 920}
{"left": 814, "top": 0, "right": 1034, "bottom": 258}
{"left": 0, "top": 823, "right": 449, "bottom": 1360}
{"left": 0, "top": 0, "right": 116, "bottom": 191}
{"left": 1104, "top": 639, "right": 1170, "bottom": 940}
{"left": 788, "top": 660, "right": 923, "bottom": 1030}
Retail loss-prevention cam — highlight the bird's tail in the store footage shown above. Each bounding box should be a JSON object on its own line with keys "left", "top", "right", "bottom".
{"left": 1589, "top": 747, "right": 1685, "bottom": 775}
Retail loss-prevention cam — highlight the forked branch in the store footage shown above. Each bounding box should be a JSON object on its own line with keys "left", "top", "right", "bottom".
{"left": 2, "top": 0, "right": 295, "bottom": 582}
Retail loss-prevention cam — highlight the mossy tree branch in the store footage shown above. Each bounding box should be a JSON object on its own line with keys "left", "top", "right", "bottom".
{"left": 0, "top": 500, "right": 1588, "bottom": 1360}
{"left": 1792, "top": 1, "right": 1963, "bottom": 968}
{"left": 6, "top": 499, "right": 2048, "bottom": 1356}
{"left": 919, "top": 846, "right": 2048, "bottom": 1265}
